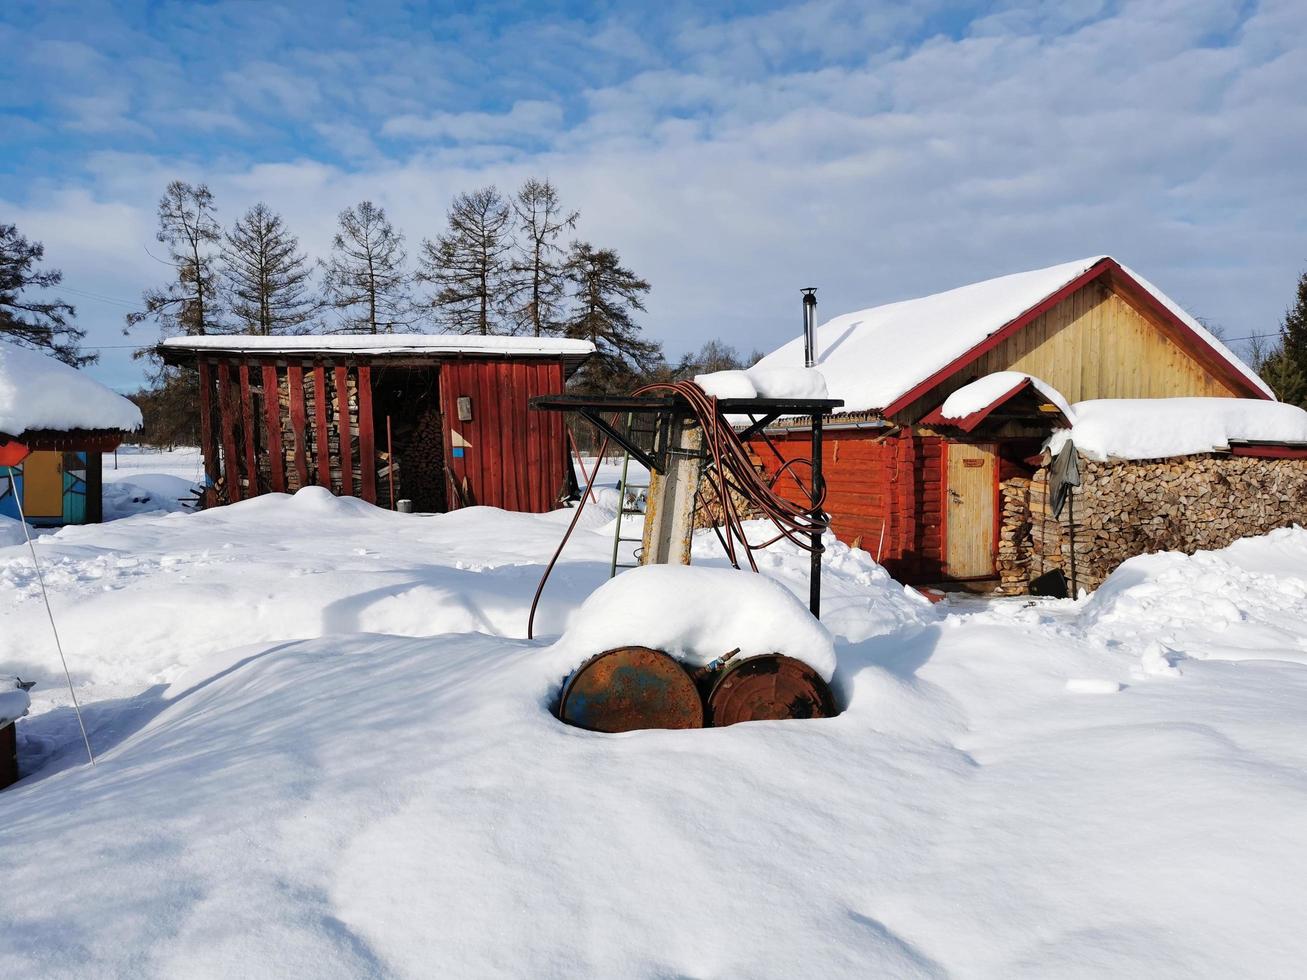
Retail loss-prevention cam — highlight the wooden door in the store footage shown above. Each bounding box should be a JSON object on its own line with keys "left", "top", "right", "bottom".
{"left": 945, "top": 442, "right": 997, "bottom": 578}
{"left": 22, "top": 451, "right": 64, "bottom": 518}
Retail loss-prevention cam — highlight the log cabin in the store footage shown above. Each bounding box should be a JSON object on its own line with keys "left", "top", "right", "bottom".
{"left": 159, "top": 334, "right": 593, "bottom": 513}
{"left": 749, "top": 256, "right": 1306, "bottom": 590}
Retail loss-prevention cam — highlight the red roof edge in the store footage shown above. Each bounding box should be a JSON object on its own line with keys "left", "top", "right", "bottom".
{"left": 881, "top": 257, "right": 1270, "bottom": 419}
{"left": 920, "top": 377, "right": 1048, "bottom": 432}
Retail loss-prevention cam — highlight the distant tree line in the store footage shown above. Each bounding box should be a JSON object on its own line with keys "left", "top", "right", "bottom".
{"left": 122, "top": 177, "right": 672, "bottom": 396}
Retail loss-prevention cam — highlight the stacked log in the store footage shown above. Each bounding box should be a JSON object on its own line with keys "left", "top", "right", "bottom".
{"left": 995, "top": 476, "right": 1033, "bottom": 594}
{"left": 1015, "top": 452, "right": 1307, "bottom": 594}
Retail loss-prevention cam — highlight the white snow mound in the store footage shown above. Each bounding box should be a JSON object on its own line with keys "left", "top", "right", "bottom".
{"left": 0, "top": 340, "right": 142, "bottom": 435}
{"left": 551, "top": 563, "right": 837, "bottom": 680}
{"left": 695, "top": 366, "right": 829, "bottom": 401}
{"left": 1049, "top": 397, "right": 1307, "bottom": 460}
{"left": 0, "top": 677, "right": 30, "bottom": 728}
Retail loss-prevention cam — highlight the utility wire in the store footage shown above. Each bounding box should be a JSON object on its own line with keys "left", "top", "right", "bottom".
{"left": 12, "top": 487, "right": 96, "bottom": 768}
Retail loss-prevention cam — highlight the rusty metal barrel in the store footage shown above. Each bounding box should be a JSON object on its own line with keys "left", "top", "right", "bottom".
{"left": 704, "top": 654, "right": 837, "bottom": 727}
{"left": 558, "top": 646, "right": 704, "bottom": 733}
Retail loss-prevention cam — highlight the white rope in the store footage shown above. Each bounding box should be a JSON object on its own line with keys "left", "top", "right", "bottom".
{"left": 12, "top": 482, "right": 95, "bottom": 767}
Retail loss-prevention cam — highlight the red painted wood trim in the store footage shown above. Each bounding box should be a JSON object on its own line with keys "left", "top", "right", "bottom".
{"left": 196, "top": 359, "right": 220, "bottom": 497}
{"left": 938, "top": 440, "right": 949, "bottom": 577}
{"left": 880, "top": 258, "right": 1271, "bottom": 419}
{"left": 1229, "top": 444, "right": 1307, "bottom": 459}
{"left": 334, "top": 365, "right": 353, "bottom": 496}
{"left": 357, "top": 365, "right": 377, "bottom": 503}
{"left": 313, "top": 364, "right": 331, "bottom": 488}
{"left": 287, "top": 364, "right": 310, "bottom": 489}
{"left": 992, "top": 446, "right": 1002, "bottom": 559}
{"left": 261, "top": 365, "right": 286, "bottom": 493}
{"left": 216, "top": 360, "right": 242, "bottom": 502}
{"left": 239, "top": 363, "right": 258, "bottom": 493}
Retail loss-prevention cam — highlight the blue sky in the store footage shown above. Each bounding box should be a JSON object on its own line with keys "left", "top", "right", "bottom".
{"left": 2, "top": 0, "right": 1305, "bottom": 391}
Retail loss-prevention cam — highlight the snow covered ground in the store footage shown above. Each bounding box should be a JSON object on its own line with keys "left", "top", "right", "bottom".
{"left": 2, "top": 479, "right": 1307, "bottom": 977}
{"left": 102, "top": 445, "right": 205, "bottom": 520}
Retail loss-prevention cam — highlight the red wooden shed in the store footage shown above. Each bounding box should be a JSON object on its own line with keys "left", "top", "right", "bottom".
{"left": 160, "top": 335, "right": 593, "bottom": 513}
{"left": 747, "top": 256, "right": 1276, "bottom": 586}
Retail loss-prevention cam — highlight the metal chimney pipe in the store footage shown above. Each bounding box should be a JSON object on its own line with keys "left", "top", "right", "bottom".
{"left": 801, "top": 288, "right": 818, "bottom": 368}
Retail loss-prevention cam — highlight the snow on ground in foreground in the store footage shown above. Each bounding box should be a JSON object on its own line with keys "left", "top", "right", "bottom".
{"left": 2, "top": 494, "right": 1307, "bottom": 977}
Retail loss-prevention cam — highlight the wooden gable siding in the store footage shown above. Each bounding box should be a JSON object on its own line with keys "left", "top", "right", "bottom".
{"left": 750, "top": 428, "right": 947, "bottom": 583}
{"left": 892, "top": 279, "right": 1243, "bottom": 423}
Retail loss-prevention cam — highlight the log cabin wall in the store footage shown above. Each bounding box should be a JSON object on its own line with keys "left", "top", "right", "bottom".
{"left": 891, "top": 278, "right": 1246, "bottom": 424}
{"left": 439, "top": 358, "right": 567, "bottom": 513}
{"left": 749, "top": 427, "right": 947, "bottom": 583}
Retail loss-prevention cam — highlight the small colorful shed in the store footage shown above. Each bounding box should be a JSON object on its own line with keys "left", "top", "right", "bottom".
{"left": 159, "top": 335, "right": 594, "bottom": 513}
{"left": 0, "top": 341, "right": 142, "bottom": 526}
{"left": 749, "top": 256, "right": 1300, "bottom": 589}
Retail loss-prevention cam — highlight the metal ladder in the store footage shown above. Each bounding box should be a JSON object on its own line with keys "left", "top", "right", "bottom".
{"left": 608, "top": 413, "right": 654, "bottom": 577}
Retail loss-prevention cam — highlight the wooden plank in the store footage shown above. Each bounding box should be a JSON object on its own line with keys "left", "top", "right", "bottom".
{"left": 523, "top": 364, "right": 543, "bottom": 511}
{"left": 239, "top": 363, "right": 258, "bottom": 494}
{"left": 313, "top": 364, "right": 331, "bottom": 488}
{"left": 357, "top": 364, "right": 376, "bottom": 503}
{"left": 287, "top": 364, "right": 310, "bottom": 490}
{"left": 216, "top": 360, "right": 242, "bottom": 502}
{"left": 480, "top": 362, "right": 502, "bottom": 508}
{"left": 196, "top": 359, "right": 220, "bottom": 498}
{"left": 507, "top": 362, "right": 527, "bottom": 510}
{"left": 261, "top": 365, "right": 286, "bottom": 493}
{"left": 335, "top": 365, "right": 353, "bottom": 497}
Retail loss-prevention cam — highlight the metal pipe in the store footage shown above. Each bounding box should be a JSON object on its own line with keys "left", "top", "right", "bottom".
{"left": 801, "top": 288, "right": 818, "bottom": 368}
{"left": 809, "top": 411, "right": 824, "bottom": 617}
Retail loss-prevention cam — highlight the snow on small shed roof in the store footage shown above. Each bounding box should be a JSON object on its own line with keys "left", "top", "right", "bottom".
{"left": 753, "top": 256, "right": 1273, "bottom": 415}
{"left": 0, "top": 340, "right": 142, "bottom": 437}
{"left": 1048, "top": 398, "right": 1307, "bottom": 461}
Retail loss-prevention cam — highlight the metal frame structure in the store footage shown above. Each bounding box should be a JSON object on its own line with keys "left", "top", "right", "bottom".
{"left": 530, "top": 393, "right": 843, "bottom": 617}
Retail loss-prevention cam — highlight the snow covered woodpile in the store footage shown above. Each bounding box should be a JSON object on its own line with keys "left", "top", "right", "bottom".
{"left": 748, "top": 257, "right": 1284, "bottom": 586}
{"left": 1008, "top": 453, "right": 1307, "bottom": 593}
{"left": 159, "top": 335, "right": 593, "bottom": 513}
{"left": 0, "top": 341, "right": 142, "bottom": 526}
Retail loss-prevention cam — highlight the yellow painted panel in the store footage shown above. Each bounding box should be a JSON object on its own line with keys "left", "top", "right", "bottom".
{"left": 945, "top": 442, "right": 996, "bottom": 578}
{"left": 23, "top": 451, "right": 63, "bottom": 518}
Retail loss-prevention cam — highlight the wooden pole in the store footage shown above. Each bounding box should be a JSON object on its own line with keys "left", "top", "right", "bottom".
{"left": 386, "top": 414, "right": 396, "bottom": 510}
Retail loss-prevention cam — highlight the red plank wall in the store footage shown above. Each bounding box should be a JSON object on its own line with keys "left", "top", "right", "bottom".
{"left": 750, "top": 428, "right": 947, "bottom": 583}
{"left": 439, "top": 359, "right": 567, "bottom": 513}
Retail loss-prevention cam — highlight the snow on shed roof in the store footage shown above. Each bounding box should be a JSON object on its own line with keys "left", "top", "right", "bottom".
{"left": 1048, "top": 398, "right": 1307, "bottom": 461}
{"left": 160, "top": 334, "right": 595, "bottom": 359}
{"left": 754, "top": 256, "right": 1274, "bottom": 415}
{"left": 924, "top": 371, "right": 1073, "bottom": 430}
{"left": 0, "top": 340, "right": 142, "bottom": 437}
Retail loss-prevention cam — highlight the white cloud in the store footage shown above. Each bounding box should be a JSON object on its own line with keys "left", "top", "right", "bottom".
{"left": 8, "top": 0, "right": 1307, "bottom": 392}
{"left": 382, "top": 100, "right": 565, "bottom": 143}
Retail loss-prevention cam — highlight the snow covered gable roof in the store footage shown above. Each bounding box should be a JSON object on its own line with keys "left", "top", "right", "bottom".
{"left": 920, "top": 371, "right": 1073, "bottom": 432}
{"left": 754, "top": 256, "right": 1274, "bottom": 416}
{"left": 0, "top": 340, "right": 143, "bottom": 437}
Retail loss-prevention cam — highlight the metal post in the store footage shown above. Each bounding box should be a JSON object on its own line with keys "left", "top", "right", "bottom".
{"left": 809, "top": 412, "right": 824, "bottom": 617}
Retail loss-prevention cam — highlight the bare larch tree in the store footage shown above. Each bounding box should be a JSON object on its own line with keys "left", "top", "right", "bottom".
{"left": 222, "top": 203, "right": 317, "bottom": 336}
{"left": 419, "top": 186, "right": 514, "bottom": 335}
{"left": 321, "top": 200, "right": 411, "bottom": 334}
